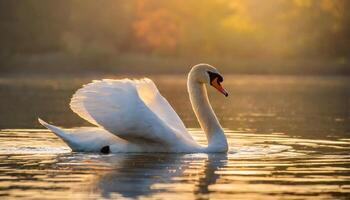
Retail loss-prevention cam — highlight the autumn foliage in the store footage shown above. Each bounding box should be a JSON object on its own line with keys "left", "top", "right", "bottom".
{"left": 1, "top": 0, "right": 349, "bottom": 64}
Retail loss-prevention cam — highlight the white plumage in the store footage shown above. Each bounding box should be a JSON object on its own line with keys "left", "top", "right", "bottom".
{"left": 39, "top": 64, "right": 228, "bottom": 153}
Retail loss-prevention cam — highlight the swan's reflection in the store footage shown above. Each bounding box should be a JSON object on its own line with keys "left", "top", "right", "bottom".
{"left": 194, "top": 154, "right": 227, "bottom": 195}
{"left": 93, "top": 153, "right": 227, "bottom": 199}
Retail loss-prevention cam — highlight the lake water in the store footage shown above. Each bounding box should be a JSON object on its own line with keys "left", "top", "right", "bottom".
{"left": 0, "top": 74, "right": 349, "bottom": 199}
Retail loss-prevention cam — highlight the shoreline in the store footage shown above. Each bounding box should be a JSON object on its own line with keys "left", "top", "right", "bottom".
{"left": 1, "top": 53, "right": 349, "bottom": 76}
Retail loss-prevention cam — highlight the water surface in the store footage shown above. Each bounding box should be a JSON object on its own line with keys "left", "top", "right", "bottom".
{"left": 0, "top": 75, "right": 349, "bottom": 199}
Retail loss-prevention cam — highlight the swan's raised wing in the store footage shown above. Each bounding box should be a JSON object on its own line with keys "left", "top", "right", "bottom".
{"left": 70, "top": 78, "right": 194, "bottom": 146}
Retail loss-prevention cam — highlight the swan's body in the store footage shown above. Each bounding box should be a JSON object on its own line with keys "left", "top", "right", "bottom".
{"left": 39, "top": 64, "right": 229, "bottom": 153}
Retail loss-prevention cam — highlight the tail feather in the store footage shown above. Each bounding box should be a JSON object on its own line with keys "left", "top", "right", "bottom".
{"left": 38, "top": 118, "right": 74, "bottom": 146}
{"left": 38, "top": 118, "right": 120, "bottom": 152}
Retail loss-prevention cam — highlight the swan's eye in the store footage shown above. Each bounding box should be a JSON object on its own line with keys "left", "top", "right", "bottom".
{"left": 207, "top": 71, "right": 228, "bottom": 97}
{"left": 207, "top": 71, "right": 223, "bottom": 85}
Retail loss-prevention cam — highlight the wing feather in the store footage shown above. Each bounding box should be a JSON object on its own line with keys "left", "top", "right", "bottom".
{"left": 70, "top": 78, "right": 194, "bottom": 146}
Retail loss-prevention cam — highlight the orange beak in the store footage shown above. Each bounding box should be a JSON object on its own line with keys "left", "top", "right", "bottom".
{"left": 211, "top": 77, "right": 228, "bottom": 97}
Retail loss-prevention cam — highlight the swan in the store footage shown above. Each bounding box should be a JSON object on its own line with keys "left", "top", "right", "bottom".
{"left": 38, "top": 64, "right": 229, "bottom": 153}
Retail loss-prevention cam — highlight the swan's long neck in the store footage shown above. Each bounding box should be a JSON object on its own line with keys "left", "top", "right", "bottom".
{"left": 188, "top": 75, "right": 228, "bottom": 152}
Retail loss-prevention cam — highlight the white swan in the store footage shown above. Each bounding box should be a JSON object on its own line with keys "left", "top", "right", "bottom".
{"left": 39, "top": 64, "right": 229, "bottom": 153}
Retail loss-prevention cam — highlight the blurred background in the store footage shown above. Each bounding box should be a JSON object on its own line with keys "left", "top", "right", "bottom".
{"left": 0, "top": 2, "right": 349, "bottom": 199}
{"left": 0, "top": 0, "right": 349, "bottom": 75}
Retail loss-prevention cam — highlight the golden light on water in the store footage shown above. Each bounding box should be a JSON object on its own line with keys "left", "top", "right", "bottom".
{"left": 1, "top": 128, "right": 349, "bottom": 199}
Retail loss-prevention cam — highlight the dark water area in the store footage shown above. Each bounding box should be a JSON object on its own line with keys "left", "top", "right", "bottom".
{"left": 1, "top": 74, "right": 348, "bottom": 139}
{"left": 0, "top": 75, "right": 349, "bottom": 199}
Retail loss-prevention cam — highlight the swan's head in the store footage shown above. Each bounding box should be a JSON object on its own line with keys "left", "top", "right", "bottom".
{"left": 190, "top": 63, "right": 228, "bottom": 97}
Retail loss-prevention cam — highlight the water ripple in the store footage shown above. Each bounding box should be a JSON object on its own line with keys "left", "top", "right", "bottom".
{"left": 0, "top": 129, "right": 349, "bottom": 199}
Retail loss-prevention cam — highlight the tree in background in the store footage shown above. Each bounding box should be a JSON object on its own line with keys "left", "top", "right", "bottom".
{"left": 0, "top": 0, "right": 349, "bottom": 71}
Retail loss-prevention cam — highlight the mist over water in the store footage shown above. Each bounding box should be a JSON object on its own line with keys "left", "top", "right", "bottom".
{"left": 0, "top": 75, "right": 349, "bottom": 199}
